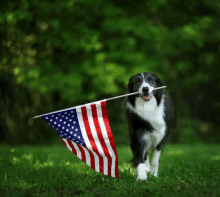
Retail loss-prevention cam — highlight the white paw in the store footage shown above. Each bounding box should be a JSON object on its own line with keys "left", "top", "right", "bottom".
{"left": 150, "top": 167, "right": 158, "bottom": 177}
{"left": 146, "top": 166, "right": 150, "bottom": 173}
{"left": 137, "top": 173, "right": 147, "bottom": 181}
{"left": 145, "top": 161, "right": 150, "bottom": 173}
{"left": 137, "top": 163, "right": 147, "bottom": 181}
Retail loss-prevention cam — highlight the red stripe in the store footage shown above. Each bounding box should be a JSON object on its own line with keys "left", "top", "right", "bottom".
{"left": 81, "top": 106, "right": 104, "bottom": 174}
{"left": 66, "top": 139, "right": 87, "bottom": 163}
{"left": 61, "top": 138, "right": 77, "bottom": 156}
{"left": 61, "top": 138, "right": 67, "bottom": 146}
{"left": 101, "top": 101, "right": 119, "bottom": 178}
{"left": 62, "top": 138, "right": 96, "bottom": 171}
{"left": 83, "top": 146, "right": 96, "bottom": 170}
{"left": 75, "top": 143, "right": 86, "bottom": 163}
{"left": 66, "top": 139, "right": 78, "bottom": 157}
{"left": 91, "top": 104, "right": 112, "bottom": 177}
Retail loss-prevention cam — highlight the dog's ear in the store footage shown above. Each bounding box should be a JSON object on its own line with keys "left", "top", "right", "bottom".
{"left": 155, "top": 75, "right": 163, "bottom": 87}
{"left": 127, "top": 77, "right": 134, "bottom": 93}
{"left": 154, "top": 75, "right": 163, "bottom": 106}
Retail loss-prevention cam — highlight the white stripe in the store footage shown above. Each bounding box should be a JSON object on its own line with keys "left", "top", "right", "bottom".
{"left": 71, "top": 141, "right": 82, "bottom": 159}
{"left": 81, "top": 145, "right": 91, "bottom": 167}
{"left": 86, "top": 104, "right": 108, "bottom": 176}
{"left": 76, "top": 107, "right": 100, "bottom": 172}
{"left": 96, "top": 103, "right": 116, "bottom": 177}
{"left": 62, "top": 139, "right": 72, "bottom": 152}
{"left": 62, "top": 139, "right": 81, "bottom": 160}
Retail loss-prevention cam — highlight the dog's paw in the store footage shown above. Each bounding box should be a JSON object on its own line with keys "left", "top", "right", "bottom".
{"left": 146, "top": 166, "right": 150, "bottom": 173}
{"left": 137, "top": 173, "right": 147, "bottom": 181}
{"left": 145, "top": 161, "right": 150, "bottom": 173}
{"left": 150, "top": 167, "right": 158, "bottom": 177}
{"left": 137, "top": 163, "right": 147, "bottom": 181}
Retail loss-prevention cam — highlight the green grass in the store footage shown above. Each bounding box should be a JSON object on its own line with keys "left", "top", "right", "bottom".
{"left": 0, "top": 144, "right": 220, "bottom": 197}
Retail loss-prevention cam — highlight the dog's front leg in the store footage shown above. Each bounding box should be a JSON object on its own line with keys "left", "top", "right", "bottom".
{"left": 150, "top": 150, "right": 161, "bottom": 177}
{"left": 144, "top": 153, "right": 151, "bottom": 173}
{"left": 130, "top": 133, "right": 149, "bottom": 181}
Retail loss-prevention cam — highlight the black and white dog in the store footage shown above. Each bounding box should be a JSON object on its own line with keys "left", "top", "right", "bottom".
{"left": 125, "top": 72, "right": 175, "bottom": 181}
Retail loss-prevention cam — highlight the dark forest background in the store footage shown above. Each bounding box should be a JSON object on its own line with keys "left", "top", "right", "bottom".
{"left": 0, "top": 0, "right": 220, "bottom": 146}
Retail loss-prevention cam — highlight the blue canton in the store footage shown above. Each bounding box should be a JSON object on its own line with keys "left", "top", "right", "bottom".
{"left": 42, "top": 109, "right": 86, "bottom": 146}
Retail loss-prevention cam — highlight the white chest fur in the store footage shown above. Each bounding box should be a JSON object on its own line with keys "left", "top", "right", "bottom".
{"left": 127, "top": 96, "right": 166, "bottom": 147}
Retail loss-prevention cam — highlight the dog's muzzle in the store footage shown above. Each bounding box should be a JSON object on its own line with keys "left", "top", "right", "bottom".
{"left": 139, "top": 87, "right": 152, "bottom": 101}
{"left": 139, "top": 94, "right": 151, "bottom": 101}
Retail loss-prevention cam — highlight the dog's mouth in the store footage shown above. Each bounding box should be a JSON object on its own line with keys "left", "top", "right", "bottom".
{"left": 139, "top": 94, "right": 151, "bottom": 101}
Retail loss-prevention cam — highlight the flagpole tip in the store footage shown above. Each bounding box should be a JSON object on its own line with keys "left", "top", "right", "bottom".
{"left": 33, "top": 115, "right": 41, "bottom": 119}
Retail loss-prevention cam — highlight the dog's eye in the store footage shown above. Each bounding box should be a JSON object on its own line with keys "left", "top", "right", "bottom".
{"left": 148, "top": 77, "right": 154, "bottom": 83}
{"left": 136, "top": 78, "right": 142, "bottom": 83}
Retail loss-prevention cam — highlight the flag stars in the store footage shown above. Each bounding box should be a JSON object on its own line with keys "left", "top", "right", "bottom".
{"left": 43, "top": 109, "right": 86, "bottom": 147}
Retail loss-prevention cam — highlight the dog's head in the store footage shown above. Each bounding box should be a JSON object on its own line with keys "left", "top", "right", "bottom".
{"left": 127, "top": 72, "right": 163, "bottom": 106}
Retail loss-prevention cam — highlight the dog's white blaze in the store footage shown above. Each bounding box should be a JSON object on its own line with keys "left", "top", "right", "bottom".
{"left": 137, "top": 163, "right": 147, "bottom": 181}
{"left": 139, "top": 73, "right": 154, "bottom": 94}
{"left": 150, "top": 150, "right": 161, "bottom": 177}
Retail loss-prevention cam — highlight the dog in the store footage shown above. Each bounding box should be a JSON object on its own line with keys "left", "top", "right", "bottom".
{"left": 125, "top": 72, "right": 175, "bottom": 181}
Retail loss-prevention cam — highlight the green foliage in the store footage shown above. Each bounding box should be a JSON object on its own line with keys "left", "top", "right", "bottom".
{"left": 0, "top": 0, "right": 220, "bottom": 144}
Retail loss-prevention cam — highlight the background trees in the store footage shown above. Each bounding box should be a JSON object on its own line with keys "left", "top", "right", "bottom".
{"left": 1, "top": 0, "right": 220, "bottom": 145}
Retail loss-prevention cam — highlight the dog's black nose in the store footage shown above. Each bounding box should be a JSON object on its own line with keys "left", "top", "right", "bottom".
{"left": 142, "top": 87, "right": 149, "bottom": 94}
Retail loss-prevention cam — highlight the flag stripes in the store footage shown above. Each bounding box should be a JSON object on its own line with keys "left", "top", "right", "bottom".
{"left": 101, "top": 102, "right": 119, "bottom": 178}
{"left": 58, "top": 101, "right": 119, "bottom": 178}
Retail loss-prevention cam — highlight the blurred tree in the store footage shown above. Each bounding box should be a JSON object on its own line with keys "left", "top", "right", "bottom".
{"left": 0, "top": 0, "right": 219, "bottom": 144}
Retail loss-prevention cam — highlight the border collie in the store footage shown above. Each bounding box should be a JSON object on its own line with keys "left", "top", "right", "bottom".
{"left": 125, "top": 72, "right": 175, "bottom": 181}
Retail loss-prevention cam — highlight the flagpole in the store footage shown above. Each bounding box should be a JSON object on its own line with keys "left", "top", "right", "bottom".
{"left": 105, "top": 86, "right": 167, "bottom": 101}
{"left": 33, "top": 86, "right": 167, "bottom": 119}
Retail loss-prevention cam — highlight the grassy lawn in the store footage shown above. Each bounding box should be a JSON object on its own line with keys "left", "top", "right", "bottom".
{"left": 0, "top": 144, "right": 220, "bottom": 197}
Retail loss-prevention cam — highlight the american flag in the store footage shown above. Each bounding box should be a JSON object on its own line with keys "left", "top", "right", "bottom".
{"left": 41, "top": 101, "right": 119, "bottom": 178}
